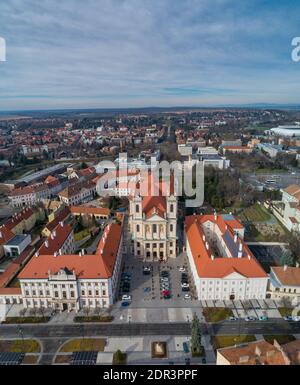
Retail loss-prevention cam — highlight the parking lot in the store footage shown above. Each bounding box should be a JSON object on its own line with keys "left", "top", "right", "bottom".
{"left": 116, "top": 251, "right": 200, "bottom": 309}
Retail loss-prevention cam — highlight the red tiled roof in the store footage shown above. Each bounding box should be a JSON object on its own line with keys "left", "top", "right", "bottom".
{"left": 18, "top": 223, "right": 122, "bottom": 280}
{"left": 185, "top": 215, "right": 267, "bottom": 279}
{"left": 70, "top": 206, "right": 110, "bottom": 216}
{"left": 38, "top": 223, "right": 73, "bottom": 255}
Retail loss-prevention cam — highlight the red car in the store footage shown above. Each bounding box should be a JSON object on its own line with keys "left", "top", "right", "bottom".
{"left": 162, "top": 290, "right": 170, "bottom": 296}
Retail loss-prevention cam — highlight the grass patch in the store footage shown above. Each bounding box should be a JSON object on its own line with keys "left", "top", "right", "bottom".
{"left": 212, "top": 335, "right": 256, "bottom": 350}
{"left": 0, "top": 339, "right": 40, "bottom": 353}
{"left": 74, "top": 229, "right": 90, "bottom": 242}
{"left": 2, "top": 317, "right": 50, "bottom": 324}
{"left": 278, "top": 307, "right": 294, "bottom": 317}
{"left": 112, "top": 350, "right": 127, "bottom": 365}
{"left": 203, "top": 308, "right": 233, "bottom": 323}
{"left": 59, "top": 338, "right": 106, "bottom": 353}
{"left": 74, "top": 315, "right": 114, "bottom": 323}
{"left": 263, "top": 335, "right": 296, "bottom": 345}
{"left": 239, "top": 203, "right": 271, "bottom": 223}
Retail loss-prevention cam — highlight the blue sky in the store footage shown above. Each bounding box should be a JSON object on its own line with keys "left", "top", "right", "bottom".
{"left": 0, "top": 0, "right": 300, "bottom": 110}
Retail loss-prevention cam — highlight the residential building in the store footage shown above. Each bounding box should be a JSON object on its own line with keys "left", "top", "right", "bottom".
{"left": 58, "top": 179, "right": 96, "bottom": 206}
{"left": 9, "top": 184, "right": 50, "bottom": 207}
{"left": 185, "top": 214, "right": 268, "bottom": 300}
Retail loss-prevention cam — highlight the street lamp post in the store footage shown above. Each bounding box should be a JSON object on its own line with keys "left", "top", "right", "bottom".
{"left": 18, "top": 327, "right": 24, "bottom": 352}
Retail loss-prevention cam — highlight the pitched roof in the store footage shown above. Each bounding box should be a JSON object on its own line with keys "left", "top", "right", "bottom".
{"left": 18, "top": 223, "right": 122, "bottom": 280}
{"left": 283, "top": 184, "right": 300, "bottom": 196}
{"left": 38, "top": 223, "right": 73, "bottom": 255}
{"left": 271, "top": 266, "right": 300, "bottom": 286}
{"left": 70, "top": 206, "right": 110, "bottom": 216}
{"left": 217, "top": 340, "right": 288, "bottom": 365}
{"left": 185, "top": 215, "right": 267, "bottom": 279}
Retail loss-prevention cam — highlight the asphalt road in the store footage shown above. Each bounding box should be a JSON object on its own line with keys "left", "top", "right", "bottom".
{"left": 1, "top": 320, "right": 300, "bottom": 339}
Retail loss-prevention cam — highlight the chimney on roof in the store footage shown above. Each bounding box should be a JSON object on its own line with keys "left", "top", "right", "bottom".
{"left": 214, "top": 212, "right": 217, "bottom": 220}
{"left": 296, "top": 262, "right": 299, "bottom": 268}
{"left": 0, "top": 231, "right": 2, "bottom": 238}
{"left": 60, "top": 221, "right": 63, "bottom": 227}
{"left": 35, "top": 251, "right": 39, "bottom": 258}
{"left": 255, "top": 346, "right": 262, "bottom": 357}
{"left": 50, "top": 233, "right": 54, "bottom": 240}
{"left": 81, "top": 249, "right": 85, "bottom": 255}
{"left": 234, "top": 232, "right": 238, "bottom": 243}
{"left": 45, "top": 240, "right": 49, "bottom": 248}
{"left": 79, "top": 251, "right": 82, "bottom": 257}
{"left": 284, "top": 265, "right": 288, "bottom": 271}
{"left": 54, "top": 252, "right": 57, "bottom": 257}
{"left": 238, "top": 242, "right": 243, "bottom": 258}
{"left": 202, "top": 234, "right": 206, "bottom": 242}
{"left": 53, "top": 230, "right": 56, "bottom": 238}
{"left": 59, "top": 248, "right": 62, "bottom": 255}
{"left": 211, "top": 254, "right": 215, "bottom": 261}
{"left": 248, "top": 254, "right": 251, "bottom": 260}
{"left": 205, "top": 242, "right": 209, "bottom": 250}
{"left": 239, "top": 355, "right": 249, "bottom": 364}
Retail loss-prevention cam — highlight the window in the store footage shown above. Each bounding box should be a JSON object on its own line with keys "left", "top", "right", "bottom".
{"left": 170, "top": 224, "right": 173, "bottom": 232}
{"left": 103, "top": 290, "right": 106, "bottom": 296}
{"left": 70, "top": 291, "right": 75, "bottom": 298}
{"left": 81, "top": 290, "right": 85, "bottom": 296}
{"left": 25, "top": 290, "right": 29, "bottom": 296}
{"left": 153, "top": 224, "right": 157, "bottom": 233}
{"left": 136, "top": 224, "right": 140, "bottom": 232}
{"left": 170, "top": 204, "right": 174, "bottom": 213}
{"left": 54, "top": 291, "right": 59, "bottom": 298}
{"left": 136, "top": 204, "right": 140, "bottom": 213}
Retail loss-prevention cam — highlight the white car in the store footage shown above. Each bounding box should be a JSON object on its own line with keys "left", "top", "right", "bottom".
{"left": 179, "top": 267, "right": 186, "bottom": 272}
{"left": 292, "top": 316, "right": 300, "bottom": 322}
{"left": 229, "top": 316, "right": 238, "bottom": 321}
{"left": 181, "top": 282, "right": 189, "bottom": 288}
{"left": 161, "top": 277, "right": 169, "bottom": 282}
{"left": 245, "top": 316, "right": 256, "bottom": 322}
{"left": 184, "top": 294, "right": 191, "bottom": 300}
{"left": 122, "top": 295, "right": 132, "bottom": 301}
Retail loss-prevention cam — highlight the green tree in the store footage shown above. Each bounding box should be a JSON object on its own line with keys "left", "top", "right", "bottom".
{"left": 191, "top": 313, "right": 202, "bottom": 354}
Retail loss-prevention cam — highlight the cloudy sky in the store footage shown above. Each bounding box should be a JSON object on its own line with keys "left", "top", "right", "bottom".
{"left": 0, "top": 0, "right": 300, "bottom": 110}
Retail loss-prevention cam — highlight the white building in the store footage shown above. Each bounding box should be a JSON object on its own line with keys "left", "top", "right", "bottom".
{"left": 185, "top": 214, "right": 268, "bottom": 300}
{"left": 268, "top": 266, "right": 300, "bottom": 304}
{"left": 3, "top": 234, "right": 32, "bottom": 257}
{"left": 16, "top": 222, "right": 124, "bottom": 312}
{"left": 9, "top": 184, "right": 50, "bottom": 208}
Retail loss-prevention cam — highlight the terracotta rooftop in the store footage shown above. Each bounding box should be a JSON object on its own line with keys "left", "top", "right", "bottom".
{"left": 218, "top": 340, "right": 288, "bottom": 365}
{"left": 18, "top": 223, "right": 122, "bottom": 280}
{"left": 185, "top": 215, "right": 267, "bottom": 279}
{"left": 271, "top": 266, "right": 300, "bottom": 287}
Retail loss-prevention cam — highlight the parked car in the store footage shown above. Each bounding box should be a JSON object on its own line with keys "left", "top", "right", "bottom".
{"left": 179, "top": 267, "right": 186, "bottom": 272}
{"left": 184, "top": 294, "right": 191, "bottom": 300}
{"left": 121, "top": 301, "right": 130, "bottom": 307}
{"left": 283, "top": 316, "right": 293, "bottom": 321}
{"left": 143, "top": 267, "right": 151, "bottom": 275}
{"left": 259, "top": 316, "right": 268, "bottom": 321}
{"left": 181, "top": 282, "right": 189, "bottom": 288}
{"left": 292, "top": 316, "right": 300, "bottom": 322}
{"left": 122, "top": 295, "right": 132, "bottom": 301}
{"left": 182, "top": 286, "right": 190, "bottom": 292}
{"left": 161, "top": 277, "right": 169, "bottom": 282}
{"left": 183, "top": 342, "right": 189, "bottom": 353}
{"left": 229, "top": 316, "right": 238, "bottom": 321}
{"left": 162, "top": 290, "right": 170, "bottom": 296}
{"left": 245, "top": 316, "right": 256, "bottom": 321}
